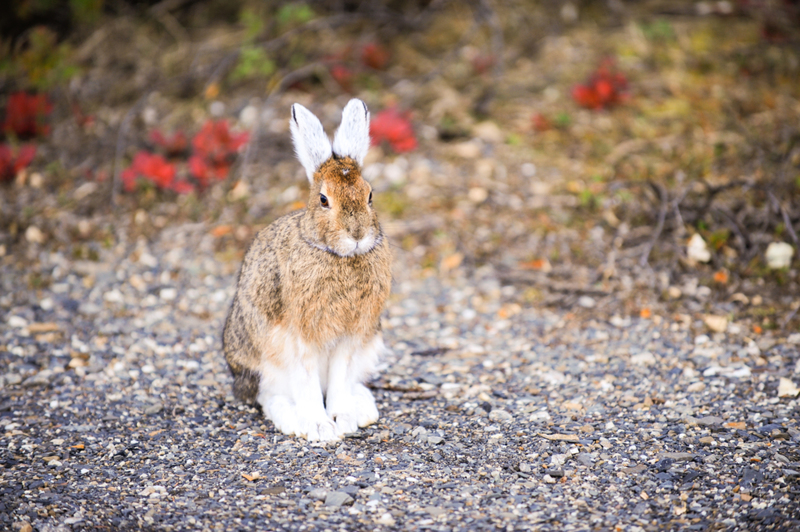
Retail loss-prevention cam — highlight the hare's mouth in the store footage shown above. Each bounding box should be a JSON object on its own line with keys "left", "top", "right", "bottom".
{"left": 336, "top": 229, "right": 378, "bottom": 257}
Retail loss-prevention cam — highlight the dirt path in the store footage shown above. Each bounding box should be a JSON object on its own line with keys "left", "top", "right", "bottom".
{"left": 1, "top": 221, "right": 799, "bottom": 531}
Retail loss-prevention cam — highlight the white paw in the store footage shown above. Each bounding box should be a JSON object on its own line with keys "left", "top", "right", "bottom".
{"left": 262, "top": 396, "right": 340, "bottom": 442}
{"left": 328, "top": 384, "right": 379, "bottom": 435}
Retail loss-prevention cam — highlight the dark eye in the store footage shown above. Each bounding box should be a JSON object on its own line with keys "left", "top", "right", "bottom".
{"left": 368, "top": 191, "right": 373, "bottom": 204}
{"left": 320, "top": 194, "right": 329, "bottom": 208}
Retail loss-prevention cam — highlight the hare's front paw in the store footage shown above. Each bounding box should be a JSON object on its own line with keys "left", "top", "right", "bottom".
{"left": 328, "top": 384, "right": 379, "bottom": 436}
{"left": 263, "top": 396, "right": 339, "bottom": 442}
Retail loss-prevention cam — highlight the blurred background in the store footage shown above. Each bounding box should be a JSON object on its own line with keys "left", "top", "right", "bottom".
{"left": 1, "top": 0, "right": 799, "bottom": 330}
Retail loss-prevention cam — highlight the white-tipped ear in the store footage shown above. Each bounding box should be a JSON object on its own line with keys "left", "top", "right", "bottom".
{"left": 290, "top": 103, "right": 333, "bottom": 182}
{"left": 332, "top": 99, "right": 370, "bottom": 166}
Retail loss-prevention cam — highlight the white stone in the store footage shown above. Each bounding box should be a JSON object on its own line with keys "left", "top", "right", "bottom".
{"left": 7, "top": 316, "right": 28, "bottom": 328}
{"left": 765, "top": 242, "right": 794, "bottom": 269}
{"left": 25, "top": 226, "right": 45, "bottom": 244}
{"left": 239, "top": 105, "right": 258, "bottom": 128}
{"left": 630, "top": 351, "right": 656, "bottom": 366}
{"left": 687, "top": 234, "right": 711, "bottom": 263}
{"left": 778, "top": 378, "right": 800, "bottom": 398}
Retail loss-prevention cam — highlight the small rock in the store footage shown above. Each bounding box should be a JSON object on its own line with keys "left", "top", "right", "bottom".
{"left": 765, "top": 242, "right": 794, "bottom": 269}
{"left": 324, "top": 491, "right": 354, "bottom": 507}
{"left": 376, "top": 513, "right": 395, "bottom": 526}
{"left": 696, "top": 416, "right": 724, "bottom": 427}
{"left": 7, "top": 315, "right": 28, "bottom": 328}
{"left": 452, "top": 140, "right": 482, "bottom": 158}
{"left": 631, "top": 352, "right": 656, "bottom": 366}
{"left": 778, "top": 378, "right": 800, "bottom": 398}
{"left": 23, "top": 369, "right": 53, "bottom": 387}
{"left": 699, "top": 436, "right": 715, "bottom": 445}
{"left": 543, "top": 474, "right": 556, "bottom": 484}
{"left": 687, "top": 382, "right": 706, "bottom": 392}
{"left": 488, "top": 409, "right": 513, "bottom": 422}
{"left": 687, "top": 234, "right": 711, "bottom": 263}
{"left": 308, "top": 488, "right": 328, "bottom": 501}
{"left": 703, "top": 314, "right": 728, "bottom": 333}
{"left": 144, "top": 404, "right": 163, "bottom": 415}
{"left": 519, "top": 462, "right": 532, "bottom": 473}
{"left": 209, "top": 101, "right": 225, "bottom": 117}
{"left": 25, "top": 226, "right": 45, "bottom": 244}
{"left": 577, "top": 296, "right": 596, "bottom": 308}
{"left": 159, "top": 288, "right": 178, "bottom": 301}
{"left": 473, "top": 121, "right": 504, "bottom": 143}
{"left": 468, "top": 187, "right": 488, "bottom": 203}
{"left": 79, "top": 302, "right": 101, "bottom": 316}
{"left": 610, "top": 315, "right": 631, "bottom": 328}
{"left": 660, "top": 452, "right": 695, "bottom": 461}
{"left": 667, "top": 286, "right": 682, "bottom": 299}
{"left": 239, "top": 105, "right": 258, "bottom": 128}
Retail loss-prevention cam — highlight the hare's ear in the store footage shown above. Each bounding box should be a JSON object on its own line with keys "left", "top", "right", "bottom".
{"left": 290, "top": 103, "right": 332, "bottom": 182}
{"left": 332, "top": 99, "right": 370, "bottom": 166}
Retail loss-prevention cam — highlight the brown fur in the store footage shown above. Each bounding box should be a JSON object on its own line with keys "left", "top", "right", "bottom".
{"left": 223, "top": 156, "right": 392, "bottom": 404}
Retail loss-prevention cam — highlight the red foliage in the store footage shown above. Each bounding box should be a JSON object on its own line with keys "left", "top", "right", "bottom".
{"left": 150, "top": 129, "right": 188, "bottom": 156}
{"left": 531, "top": 113, "right": 552, "bottom": 132}
{"left": 3, "top": 92, "right": 53, "bottom": 138}
{"left": 329, "top": 64, "right": 354, "bottom": 92}
{"left": 572, "top": 59, "right": 629, "bottom": 110}
{"left": 0, "top": 143, "right": 36, "bottom": 182}
{"left": 190, "top": 120, "right": 249, "bottom": 186}
{"left": 370, "top": 107, "right": 417, "bottom": 153}
{"left": 121, "top": 151, "right": 193, "bottom": 194}
{"left": 361, "top": 43, "right": 390, "bottom": 70}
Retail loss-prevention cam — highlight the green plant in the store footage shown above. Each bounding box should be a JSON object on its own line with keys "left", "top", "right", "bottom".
{"left": 276, "top": 3, "right": 314, "bottom": 27}
{"left": 231, "top": 7, "right": 276, "bottom": 82}
{"left": 10, "top": 27, "right": 79, "bottom": 90}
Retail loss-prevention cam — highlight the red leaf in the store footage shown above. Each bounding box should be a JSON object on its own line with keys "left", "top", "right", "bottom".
{"left": 150, "top": 130, "right": 188, "bottom": 156}
{"left": 0, "top": 143, "right": 37, "bottom": 182}
{"left": 170, "top": 180, "right": 195, "bottom": 194}
{"left": 188, "top": 154, "right": 210, "bottom": 186}
{"left": 370, "top": 107, "right": 417, "bottom": 154}
{"left": 572, "top": 59, "right": 629, "bottom": 110}
{"left": 361, "top": 43, "right": 390, "bottom": 70}
{"left": 531, "top": 113, "right": 552, "bottom": 132}
{"left": 3, "top": 92, "right": 53, "bottom": 138}
{"left": 122, "top": 151, "right": 176, "bottom": 192}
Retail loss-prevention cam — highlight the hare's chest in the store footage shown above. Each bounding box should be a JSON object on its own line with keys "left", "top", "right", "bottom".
{"left": 285, "top": 252, "right": 391, "bottom": 344}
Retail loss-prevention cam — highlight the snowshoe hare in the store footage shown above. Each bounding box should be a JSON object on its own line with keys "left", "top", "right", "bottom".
{"left": 223, "top": 99, "right": 392, "bottom": 441}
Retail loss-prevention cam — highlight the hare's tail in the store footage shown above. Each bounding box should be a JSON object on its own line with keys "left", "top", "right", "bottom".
{"left": 227, "top": 360, "right": 260, "bottom": 405}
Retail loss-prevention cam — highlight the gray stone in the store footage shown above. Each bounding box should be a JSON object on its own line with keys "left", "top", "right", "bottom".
{"left": 324, "top": 491, "right": 354, "bottom": 507}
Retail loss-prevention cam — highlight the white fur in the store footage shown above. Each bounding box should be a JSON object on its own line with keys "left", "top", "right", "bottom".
{"left": 332, "top": 99, "right": 371, "bottom": 165}
{"left": 290, "top": 104, "right": 333, "bottom": 182}
{"left": 257, "top": 327, "right": 386, "bottom": 441}
{"left": 325, "top": 336, "right": 385, "bottom": 436}
{"left": 257, "top": 326, "right": 338, "bottom": 441}
{"left": 334, "top": 227, "right": 379, "bottom": 257}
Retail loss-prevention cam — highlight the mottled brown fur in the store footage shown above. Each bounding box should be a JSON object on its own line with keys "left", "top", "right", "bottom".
{"left": 222, "top": 156, "right": 392, "bottom": 404}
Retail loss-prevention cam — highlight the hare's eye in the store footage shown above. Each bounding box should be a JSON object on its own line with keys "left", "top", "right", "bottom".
{"left": 368, "top": 191, "right": 373, "bottom": 204}
{"left": 320, "top": 194, "right": 329, "bottom": 208}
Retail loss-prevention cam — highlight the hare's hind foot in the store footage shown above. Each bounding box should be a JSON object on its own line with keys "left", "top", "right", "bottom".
{"left": 327, "top": 383, "right": 379, "bottom": 436}
{"left": 261, "top": 395, "right": 339, "bottom": 442}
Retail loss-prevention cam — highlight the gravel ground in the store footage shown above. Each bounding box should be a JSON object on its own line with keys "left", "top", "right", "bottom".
{"left": 2, "top": 220, "right": 800, "bottom": 532}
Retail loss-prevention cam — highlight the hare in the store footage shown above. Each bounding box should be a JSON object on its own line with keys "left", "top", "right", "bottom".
{"left": 223, "top": 99, "right": 392, "bottom": 441}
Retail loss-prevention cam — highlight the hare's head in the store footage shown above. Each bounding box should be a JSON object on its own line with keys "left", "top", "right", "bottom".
{"left": 290, "top": 99, "right": 380, "bottom": 257}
